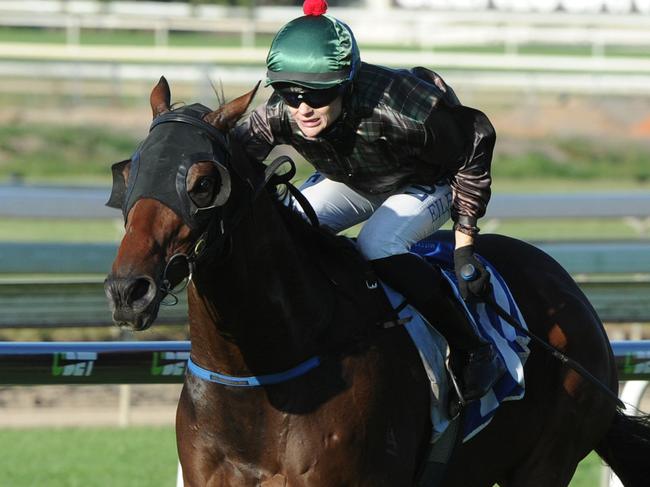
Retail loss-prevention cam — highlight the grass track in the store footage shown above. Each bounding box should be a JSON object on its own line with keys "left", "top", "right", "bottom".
{"left": 0, "top": 426, "right": 603, "bottom": 486}
{"left": 0, "top": 216, "right": 645, "bottom": 243}
{"left": 0, "top": 426, "right": 178, "bottom": 487}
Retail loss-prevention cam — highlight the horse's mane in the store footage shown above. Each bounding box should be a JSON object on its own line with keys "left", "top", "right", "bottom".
{"left": 228, "top": 123, "right": 368, "bottom": 272}
{"left": 267, "top": 185, "right": 392, "bottom": 346}
{"left": 268, "top": 185, "right": 367, "bottom": 269}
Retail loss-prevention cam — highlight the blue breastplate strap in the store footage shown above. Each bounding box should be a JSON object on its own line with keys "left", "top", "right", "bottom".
{"left": 187, "top": 356, "right": 321, "bottom": 387}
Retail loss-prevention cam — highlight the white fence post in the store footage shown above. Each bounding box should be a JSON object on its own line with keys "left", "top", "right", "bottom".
{"left": 606, "top": 380, "right": 649, "bottom": 487}
{"left": 65, "top": 16, "right": 80, "bottom": 47}
{"left": 118, "top": 384, "right": 131, "bottom": 427}
{"left": 155, "top": 21, "right": 169, "bottom": 48}
{"left": 176, "top": 461, "right": 184, "bottom": 487}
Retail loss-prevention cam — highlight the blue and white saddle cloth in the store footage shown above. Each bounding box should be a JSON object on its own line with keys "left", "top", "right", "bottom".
{"left": 384, "top": 239, "right": 531, "bottom": 443}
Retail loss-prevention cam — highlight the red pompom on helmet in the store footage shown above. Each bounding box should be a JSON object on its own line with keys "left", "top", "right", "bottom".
{"left": 303, "top": 0, "right": 328, "bottom": 16}
{"left": 267, "top": 0, "right": 360, "bottom": 89}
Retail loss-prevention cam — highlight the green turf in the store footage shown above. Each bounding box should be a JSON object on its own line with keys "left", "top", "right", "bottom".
{"left": 0, "top": 123, "right": 141, "bottom": 184}
{"left": 0, "top": 214, "right": 647, "bottom": 243}
{"left": 417, "top": 43, "right": 650, "bottom": 58}
{"left": 0, "top": 426, "right": 178, "bottom": 487}
{"left": 495, "top": 140, "right": 650, "bottom": 183}
{"left": 492, "top": 178, "right": 650, "bottom": 193}
{"left": 0, "top": 426, "right": 603, "bottom": 486}
{"left": 0, "top": 218, "right": 124, "bottom": 242}
{"left": 0, "top": 27, "right": 67, "bottom": 44}
{"left": 0, "top": 26, "right": 648, "bottom": 59}
{"left": 571, "top": 452, "right": 604, "bottom": 487}
{"left": 487, "top": 218, "right": 650, "bottom": 241}
{"left": 0, "top": 27, "right": 274, "bottom": 49}
{"left": 2, "top": 120, "right": 650, "bottom": 187}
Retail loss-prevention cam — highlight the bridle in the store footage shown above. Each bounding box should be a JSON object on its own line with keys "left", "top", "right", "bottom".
{"left": 107, "top": 105, "right": 319, "bottom": 303}
{"left": 143, "top": 111, "right": 319, "bottom": 303}
{"left": 159, "top": 155, "right": 318, "bottom": 304}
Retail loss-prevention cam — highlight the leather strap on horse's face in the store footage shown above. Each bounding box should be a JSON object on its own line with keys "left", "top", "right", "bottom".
{"left": 105, "top": 103, "right": 315, "bottom": 298}
{"left": 106, "top": 104, "right": 269, "bottom": 272}
{"left": 107, "top": 104, "right": 233, "bottom": 230}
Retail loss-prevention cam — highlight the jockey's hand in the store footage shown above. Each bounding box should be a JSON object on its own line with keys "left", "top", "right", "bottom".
{"left": 454, "top": 245, "right": 490, "bottom": 301}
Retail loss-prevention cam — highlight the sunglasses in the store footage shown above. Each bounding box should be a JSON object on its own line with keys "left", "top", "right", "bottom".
{"left": 276, "top": 85, "right": 344, "bottom": 109}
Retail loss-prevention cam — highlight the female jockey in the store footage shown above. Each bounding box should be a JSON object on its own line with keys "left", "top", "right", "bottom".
{"left": 233, "top": 0, "right": 504, "bottom": 402}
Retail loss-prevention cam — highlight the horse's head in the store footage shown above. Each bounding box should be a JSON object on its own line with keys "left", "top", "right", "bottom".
{"left": 104, "top": 77, "right": 259, "bottom": 330}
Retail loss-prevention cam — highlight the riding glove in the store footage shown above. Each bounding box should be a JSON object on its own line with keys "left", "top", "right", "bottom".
{"left": 454, "top": 245, "right": 490, "bottom": 301}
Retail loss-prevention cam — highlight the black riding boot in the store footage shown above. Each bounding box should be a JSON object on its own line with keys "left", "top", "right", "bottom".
{"left": 372, "top": 253, "right": 505, "bottom": 401}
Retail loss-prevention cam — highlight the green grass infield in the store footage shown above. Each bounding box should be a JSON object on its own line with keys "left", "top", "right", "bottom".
{"left": 0, "top": 425, "right": 603, "bottom": 486}
{"left": 0, "top": 426, "right": 178, "bottom": 487}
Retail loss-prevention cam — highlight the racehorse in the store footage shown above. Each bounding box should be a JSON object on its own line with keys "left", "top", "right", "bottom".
{"left": 105, "top": 77, "right": 650, "bottom": 486}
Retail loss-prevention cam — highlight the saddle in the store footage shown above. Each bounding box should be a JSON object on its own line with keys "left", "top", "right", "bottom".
{"left": 305, "top": 232, "right": 399, "bottom": 338}
{"left": 284, "top": 221, "right": 531, "bottom": 483}
{"left": 308, "top": 231, "right": 531, "bottom": 432}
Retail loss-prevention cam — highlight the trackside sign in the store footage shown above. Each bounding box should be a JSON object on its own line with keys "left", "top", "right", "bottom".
{"left": 52, "top": 351, "right": 98, "bottom": 377}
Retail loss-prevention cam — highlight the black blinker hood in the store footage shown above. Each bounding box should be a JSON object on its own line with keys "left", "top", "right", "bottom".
{"left": 107, "top": 103, "right": 257, "bottom": 230}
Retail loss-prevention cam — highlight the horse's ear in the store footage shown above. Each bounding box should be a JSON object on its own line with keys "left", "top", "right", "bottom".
{"left": 204, "top": 81, "right": 260, "bottom": 132}
{"left": 150, "top": 76, "right": 171, "bottom": 119}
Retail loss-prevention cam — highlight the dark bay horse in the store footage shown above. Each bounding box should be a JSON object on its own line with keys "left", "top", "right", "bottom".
{"left": 105, "top": 77, "right": 650, "bottom": 486}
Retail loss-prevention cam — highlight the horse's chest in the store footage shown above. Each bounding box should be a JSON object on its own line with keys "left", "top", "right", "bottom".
{"left": 182, "top": 418, "right": 368, "bottom": 486}
{"left": 260, "top": 474, "right": 288, "bottom": 487}
{"left": 180, "top": 344, "right": 426, "bottom": 486}
{"left": 211, "top": 393, "right": 407, "bottom": 485}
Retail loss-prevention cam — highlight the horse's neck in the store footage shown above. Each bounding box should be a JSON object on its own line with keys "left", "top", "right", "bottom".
{"left": 188, "top": 191, "right": 333, "bottom": 376}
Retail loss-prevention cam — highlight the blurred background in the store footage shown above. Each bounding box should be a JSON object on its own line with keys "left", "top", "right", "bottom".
{"left": 0, "top": 0, "right": 649, "bottom": 485}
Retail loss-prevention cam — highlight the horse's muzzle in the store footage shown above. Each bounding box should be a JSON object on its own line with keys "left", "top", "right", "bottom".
{"left": 104, "top": 275, "right": 159, "bottom": 330}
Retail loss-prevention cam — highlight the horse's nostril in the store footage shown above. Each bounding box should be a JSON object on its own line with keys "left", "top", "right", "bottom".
{"left": 105, "top": 276, "right": 156, "bottom": 312}
{"left": 130, "top": 278, "right": 152, "bottom": 303}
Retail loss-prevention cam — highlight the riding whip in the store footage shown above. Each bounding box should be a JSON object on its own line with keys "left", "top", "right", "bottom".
{"left": 460, "top": 264, "right": 625, "bottom": 409}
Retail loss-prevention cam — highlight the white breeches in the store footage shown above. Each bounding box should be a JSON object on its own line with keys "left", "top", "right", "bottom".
{"left": 296, "top": 172, "right": 453, "bottom": 260}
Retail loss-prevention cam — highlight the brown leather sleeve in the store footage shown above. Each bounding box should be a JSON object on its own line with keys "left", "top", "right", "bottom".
{"left": 232, "top": 102, "right": 277, "bottom": 163}
{"left": 423, "top": 104, "right": 496, "bottom": 232}
{"left": 410, "top": 66, "right": 461, "bottom": 107}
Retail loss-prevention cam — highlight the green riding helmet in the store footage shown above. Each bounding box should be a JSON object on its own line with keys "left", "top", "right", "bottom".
{"left": 265, "top": 1, "right": 360, "bottom": 90}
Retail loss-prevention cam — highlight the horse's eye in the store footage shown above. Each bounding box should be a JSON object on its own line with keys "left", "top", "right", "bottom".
{"left": 190, "top": 176, "right": 219, "bottom": 208}
{"left": 197, "top": 177, "right": 214, "bottom": 193}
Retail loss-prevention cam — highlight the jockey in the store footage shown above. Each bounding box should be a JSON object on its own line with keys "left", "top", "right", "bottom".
{"left": 234, "top": 0, "right": 505, "bottom": 401}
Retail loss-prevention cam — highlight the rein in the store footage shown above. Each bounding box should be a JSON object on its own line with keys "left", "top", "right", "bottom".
{"left": 153, "top": 110, "right": 319, "bottom": 303}
{"left": 177, "top": 155, "right": 325, "bottom": 387}
{"left": 149, "top": 114, "right": 325, "bottom": 386}
{"left": 159, "top": 154, "right": 318, "bottom": 299}
{"left": 151, "top": 122, "right": 390, "bottom": 387}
